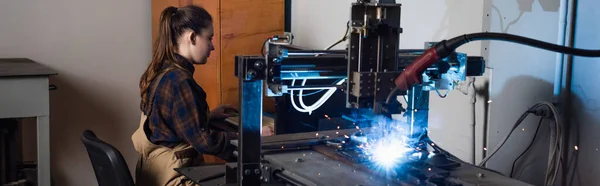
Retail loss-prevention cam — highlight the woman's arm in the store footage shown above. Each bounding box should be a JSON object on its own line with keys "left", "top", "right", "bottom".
{"left": 170, "top": 77, "right": 238, "bottom": 160}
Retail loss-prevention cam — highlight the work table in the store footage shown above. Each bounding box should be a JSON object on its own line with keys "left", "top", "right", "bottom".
{"left": 0, "top": 58, "right": 56, "bottom": 186}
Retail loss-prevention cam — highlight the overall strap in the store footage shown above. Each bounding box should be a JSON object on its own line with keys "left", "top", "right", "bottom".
{"left": 144, "top": 66, "right": 179, "bottom": 115}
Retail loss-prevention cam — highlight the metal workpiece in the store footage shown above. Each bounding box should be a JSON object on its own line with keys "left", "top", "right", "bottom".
{"left": 263, "top": 149, "right": 394, "bottom": 186}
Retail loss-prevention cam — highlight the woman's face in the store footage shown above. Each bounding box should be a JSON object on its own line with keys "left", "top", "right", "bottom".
{"left": 189, "top": 24, "right": 215, "bottom": 64}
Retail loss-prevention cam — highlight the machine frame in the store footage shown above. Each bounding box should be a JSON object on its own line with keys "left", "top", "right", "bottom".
{"left": 174, "top": 0, "right": 513, "bottom": 185}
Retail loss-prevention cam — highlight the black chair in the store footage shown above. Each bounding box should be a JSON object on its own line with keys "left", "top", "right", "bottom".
{"left": 81, "top": 130, "right": 134, "bottom": 186}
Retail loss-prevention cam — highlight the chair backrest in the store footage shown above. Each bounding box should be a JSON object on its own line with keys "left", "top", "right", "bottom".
{"left": 81, "top": 130, "right": 134, "bottom": 186}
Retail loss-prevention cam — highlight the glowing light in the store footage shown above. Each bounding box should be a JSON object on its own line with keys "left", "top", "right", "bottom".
{"left": 336, "top": 132, "right": 339, "bottom": 134}
{"left": 337, "top": 126, "right": 340, "bottom": 129}
{"left": 370, "top": 138, "right": 413, "bottom": 170}
{"left": 315, "top": 133, "right": 319, "bottom": 137}
{"left": 487, "top": 100, "right": 492, "bottom": 103}
{"left": 483, "top": 147, "right": 488, "bottom": 151}
{"left": 428, "top": 168, "right": 432, "bottom": 171}
{"left": 351, "top": 115, "right": 416, "bottom": 172}
{"left": 575, "top": 146, "right": 579, "bottom": 151}
{"left": 344, "top": 135, "right": 350, "bottom": 138}
{"left": 522, "top": 128, "right": 525, "bottom": 132}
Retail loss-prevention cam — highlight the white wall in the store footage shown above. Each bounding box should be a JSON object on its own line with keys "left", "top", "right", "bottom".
{"left": 292, "top": 0, "right": 564, "bottom": 185}
{"left": 483, "top": 0, "right": 561, "bottom": 185}
{"left": 569, "top": 0, "right": 600, "bottom": 185}
{"left": 0, "top": 0, "right": 151, "bottom": 185}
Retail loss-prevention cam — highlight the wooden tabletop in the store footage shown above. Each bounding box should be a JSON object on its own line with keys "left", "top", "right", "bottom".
{"left": 0, "top": 58, "right": 57, "bottom": 77}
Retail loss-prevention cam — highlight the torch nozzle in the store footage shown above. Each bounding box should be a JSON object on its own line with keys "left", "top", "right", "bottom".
{"left": 394, "top": 41, "right": 452, "bottom": 91}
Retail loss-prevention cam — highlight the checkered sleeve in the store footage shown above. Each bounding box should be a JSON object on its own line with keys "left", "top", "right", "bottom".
{"left": 170, "top": 77, "right": 238, "bottom": 160}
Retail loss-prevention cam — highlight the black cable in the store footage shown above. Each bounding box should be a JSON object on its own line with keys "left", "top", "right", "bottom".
{"left": 443, "top": 32, "right": 600, "bottom": 57}
{"left": 425, "top": 138, "right": 507, "bottom": 176}
{"left": 510, "top": 117, "right": 544, "bottom": 178}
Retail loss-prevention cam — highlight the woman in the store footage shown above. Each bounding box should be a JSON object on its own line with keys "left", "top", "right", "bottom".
{"left": 132, "top": 5, "right": 259, "bottom": 186}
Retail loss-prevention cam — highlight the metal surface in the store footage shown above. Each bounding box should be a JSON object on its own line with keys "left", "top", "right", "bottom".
{"left": 263, "top": 149, "right": 395, "bottom": 186}
{"left": 238, "top": 58, "right": 264, "bottom": 185}
{"left": 406, "top": 86, "right": 430, "bottom": 136}
{"left": 265, "top": 148, "right": 533, "bottom": 186}
{"left": 175, "top": 164, "right": 285, "bottom": 186}
{"left": 346, "top": 1, "right": 402, "bottom": 108}
{"left": 0, "top": 58, "right": 57, "bottom": 77}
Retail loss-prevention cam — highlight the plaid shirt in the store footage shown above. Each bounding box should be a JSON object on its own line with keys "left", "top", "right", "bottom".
{"left": 144, "top": 55, "right": 237, "bottom": 160}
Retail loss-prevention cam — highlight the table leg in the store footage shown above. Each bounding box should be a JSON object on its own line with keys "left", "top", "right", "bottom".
{"left": 37, "top": 116, "right": 50, "bottom": 186}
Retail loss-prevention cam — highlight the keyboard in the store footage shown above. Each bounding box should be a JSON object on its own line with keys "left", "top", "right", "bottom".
{"left": 225, "top": 115, "right": 275, "bottom": 127}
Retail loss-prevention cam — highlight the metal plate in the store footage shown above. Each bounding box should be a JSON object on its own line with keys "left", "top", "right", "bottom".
{"left": 174, "top": 165, "right": 227, "bottom": 186}
{"left": 264, "top": 149, "right": 396, "bottom": 186}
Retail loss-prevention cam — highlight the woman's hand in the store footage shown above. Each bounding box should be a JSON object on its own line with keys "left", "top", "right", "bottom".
{"left": 210, "top": 104, "right": 238, "bottom": 120}
{"left": 262, "top": 126, "right": 274, "bottom": 136}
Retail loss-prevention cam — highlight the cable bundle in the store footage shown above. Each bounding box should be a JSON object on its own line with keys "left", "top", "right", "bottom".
{"left": 289, "top": 78, "right": 346, "bottom": 115}
{"left": 478, "top": 101, "right": 562, "bottom": 186}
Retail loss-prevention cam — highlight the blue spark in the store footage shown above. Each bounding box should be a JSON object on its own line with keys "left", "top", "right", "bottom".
{"left": 360, "top": 115, "right": 417, "bottom": 172}
{"left": 371, "top": 138, "right": 413, "bottom": 170}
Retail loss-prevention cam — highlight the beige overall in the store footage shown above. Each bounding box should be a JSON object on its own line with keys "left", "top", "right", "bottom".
{"left": 131, "top": 67, "right": 204, "bottom": 186}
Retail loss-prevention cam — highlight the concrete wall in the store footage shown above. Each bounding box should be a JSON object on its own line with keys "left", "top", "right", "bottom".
{"left": 292, "top": 0, "right": 568, "bottom": 185}
{"left": 0, "top": 0, "right": 151, "bottom": 185}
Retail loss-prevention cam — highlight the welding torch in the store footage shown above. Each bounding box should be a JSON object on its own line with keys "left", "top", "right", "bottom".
{"left": 394, "top": 32, "right": 600, "bottom": 93}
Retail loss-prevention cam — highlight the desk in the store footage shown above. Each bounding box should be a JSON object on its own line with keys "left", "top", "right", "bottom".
{"left": 0, "top": 58, "right": 56, "bottom": 186}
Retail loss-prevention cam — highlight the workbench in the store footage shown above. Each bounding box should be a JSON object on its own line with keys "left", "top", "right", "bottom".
{"left": 176, "top": 128, "right": 534, "bottom": 186}
{"left": 0, "top": 58, "right": 56, "bottom": 186}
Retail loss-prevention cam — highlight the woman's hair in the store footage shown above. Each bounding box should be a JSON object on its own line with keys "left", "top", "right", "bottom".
{"left": 139, "top": 5, "right": 213, "bottom": 111}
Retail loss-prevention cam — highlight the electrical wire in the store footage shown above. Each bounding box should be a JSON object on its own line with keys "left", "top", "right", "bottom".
{"left": 478, "top": 109, "right": 532, "bottom": 166}
{"left": 510, "top": 117, "right": 544, "bottom": 178}
{"left": 385, "top": 87, "right": 399, "bottom": 104}
{"left": 428, "top": 84, "right": 449, "bottom": 98}
{"left": 444, "top": 32, "right": 600, "bottom": 57}
{"left": 425, "top": 138, "right": 507, "bottom": 176}
{"left": 288, "top": 21, "right": 350, "bottom": 114}
{"left": 325, "top": 21, "right": 350, "bottom": 50}
{"left": 385, "top": 83, "right": 448, "bottom": 104}
{"left": 477, "top": 101, "right": 562, "bottom": 186}
{"left": 291, "top": 79, "right": 341, "bottom": 96}
{"left": 289, "top": 78, "right": 346, "bottom": 115}
{"left": 393, "top": 32, "right": 600, "bottom": 97}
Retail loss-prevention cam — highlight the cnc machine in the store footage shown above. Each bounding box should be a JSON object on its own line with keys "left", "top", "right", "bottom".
{"left": 174, "top": 0, "right": 571, "bottom": 185}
